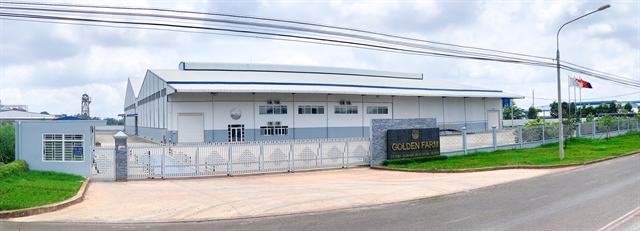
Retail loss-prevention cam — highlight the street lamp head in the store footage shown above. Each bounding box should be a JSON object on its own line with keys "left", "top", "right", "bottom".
{"left": 598, "top": 4, "right": 610, "bottom": 11}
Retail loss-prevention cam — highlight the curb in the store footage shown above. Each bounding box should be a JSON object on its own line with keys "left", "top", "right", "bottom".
{"left": 0, "top": 177, "right": 91, "bottom": 219}
{"left": 371, "top": 151, "right": 640, "bottom": 173}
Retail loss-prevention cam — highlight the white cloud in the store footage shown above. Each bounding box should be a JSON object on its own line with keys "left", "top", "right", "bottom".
{"left": 0, "top": 0, "right": 638, "bottom": 116}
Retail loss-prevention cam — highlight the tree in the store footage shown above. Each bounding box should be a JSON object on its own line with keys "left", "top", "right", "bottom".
{"left": 597, "top": 114, "right": 615, "bottom": 141}
{"left": 584, "top": 106, "right": 595, "bottom": 117}
{"left": 550, "top": 101, "right": 570, "bottom": 118}
{"left": 608, "top": 101, "right": 619, "bottom": 113}
{"left": 623, "top": 102, "right": 633, "bottom": 112}
{"left": 104, "top": 118, "right": 125, "bottom": 125}
{"left": 595, "top": 103, "right": 609, "bottom": 114}
{"left": 0, "top": 121, "right": 15, "bottom": 164}
{"left": 503, "top": 103, "right": 525, "bottom": 120}
{"left": 527, "top": 106, "right": 540, "bottom": 119}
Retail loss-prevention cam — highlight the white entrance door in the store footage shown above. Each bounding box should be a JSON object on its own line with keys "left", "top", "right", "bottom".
{"left": 487, "top": 110, "right": 500, "bottom": 130}
{"left": 178, "top": 113, "right": 204, "bottom": 143}
{"left": 228, "top": 124, "right": 245, "bottom": 142}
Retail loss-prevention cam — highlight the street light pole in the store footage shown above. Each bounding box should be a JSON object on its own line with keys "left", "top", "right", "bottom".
{"left": 556, "top": 4, "right": 610, "bottom": 160}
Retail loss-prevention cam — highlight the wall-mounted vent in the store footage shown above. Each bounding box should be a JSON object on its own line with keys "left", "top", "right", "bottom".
{"left": 268, "top": 121, "right": 274, "bottom": 126}
{"left": 274, "top": 100, "right": 281, "bottom": 105}
{"left": 275, "top": 121, "right": 281, "bottom": 126}
{"left": 267, "top": 100, "right": 273, "bottom": 105}
{"left": 340, "top": 100, "right": 346, "bottom": 105}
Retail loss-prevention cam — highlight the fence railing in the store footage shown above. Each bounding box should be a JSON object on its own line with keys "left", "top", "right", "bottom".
{"left": 441, "top": 119, "right": 639, "bottom": 155}
{"left": 126, "top": 138, "right": 370, "bottom": 179}
{"left": 91, "top": 147, "right": 116, "bottom": 181}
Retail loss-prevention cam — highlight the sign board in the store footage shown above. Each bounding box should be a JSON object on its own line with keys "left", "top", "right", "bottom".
{"left": 73, "top": 147, "right": 83, "bottom": 155}
{"left": 387, "top": 128, "right": 440, "bottom": 159}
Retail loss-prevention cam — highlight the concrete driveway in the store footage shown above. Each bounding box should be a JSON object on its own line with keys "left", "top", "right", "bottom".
{"left": 10, "top": 167, "right": 568, "bottom": 223}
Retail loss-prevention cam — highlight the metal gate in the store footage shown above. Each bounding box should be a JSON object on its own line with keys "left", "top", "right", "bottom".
{"left": 91, "top": 147, "right": 116, "bottom": 181}
{"left": 127, "top": 138, "right": 370, "bottom": 179}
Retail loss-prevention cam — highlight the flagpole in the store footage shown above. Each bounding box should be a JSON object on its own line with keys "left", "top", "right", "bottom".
{"left": 573, "top": 82, "right": 578, "bottom": 115}
{"left": 568, "top": 76, "right": 571, "bottom": 117}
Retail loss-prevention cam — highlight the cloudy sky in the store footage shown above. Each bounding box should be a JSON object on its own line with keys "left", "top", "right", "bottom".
{"left": 0, "top": 0, "right": 638, "bottom": 118}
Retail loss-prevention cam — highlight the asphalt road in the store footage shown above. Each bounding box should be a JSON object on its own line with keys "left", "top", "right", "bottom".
{"left": 3, "top": 154, "right": 639, "bottom": 231}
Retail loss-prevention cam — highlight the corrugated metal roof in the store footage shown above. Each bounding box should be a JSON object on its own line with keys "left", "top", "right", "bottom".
{"left": 128, "top": 77, "right": 144, "bottom": 97}
{"left": 0, "top": 110, "right": 57, "bottom": 119}
{"left": 179, "top": 62, "right": 423, "bottom": 80}
{"left": 150, "top": 69, "right": 523, "bottom": 99}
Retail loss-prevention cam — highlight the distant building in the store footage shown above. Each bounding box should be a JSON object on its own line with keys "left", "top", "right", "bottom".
{"left": 0, "top": 110, "right": 58, "bottom": 121}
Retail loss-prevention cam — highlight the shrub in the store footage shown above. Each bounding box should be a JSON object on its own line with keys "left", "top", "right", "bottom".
{"left": 0, "top": 160, "right": 29, "bottom": 178}
{"left": 0, "top": 121, "right": 15, "bottom": 164}
{"left": 383, "top": 155, "right": 447, "bottom": 166}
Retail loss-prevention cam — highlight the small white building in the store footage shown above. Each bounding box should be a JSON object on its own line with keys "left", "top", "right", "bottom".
{"left": 124, "top": 62, "right": 522, "bottom": 143}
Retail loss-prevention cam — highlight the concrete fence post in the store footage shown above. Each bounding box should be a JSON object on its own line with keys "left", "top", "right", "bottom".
{"left": 577, "top": 123, "right": 582, "bottom": 137}
{"left": 492, "top": 125, "right": 497, "bottom": 151}
{"left": 113, "top": 131, "right": 128, "bottom": 182}
{"left": 592, "top": 121, "right": 596, "bottom": 139}
{"left": 541, "top": 124, "right": 545, "bottom": 145}
{"left": 617, "top": 119, "right": 620, "bottom": 133}
{"left": 462, "top": 127, "right": 468, "bottom": 155}
{"left": 518, "top": 124, "right": 523, "bottom": 149}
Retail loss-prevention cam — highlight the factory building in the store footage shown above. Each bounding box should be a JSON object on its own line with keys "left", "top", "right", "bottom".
{"left": 124, "top": 62, "right": 522, "bottom": 143}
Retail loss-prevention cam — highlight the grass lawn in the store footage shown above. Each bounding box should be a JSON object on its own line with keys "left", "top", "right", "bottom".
{"left": 0, "top": 171, "right": 85, "bottom": 211}
{"left": 386, "top": 131, "right": 640, "bottom": 170}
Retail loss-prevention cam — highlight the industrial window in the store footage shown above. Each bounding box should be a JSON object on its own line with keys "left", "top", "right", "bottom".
{"left": 43, "top": 134, "right": 84, "bottom": 162}
{"left": 298, "top": 105, "right": 324, "bottom": 114}
{"left": 260, "top": 126, "right": 289, "bottom": 136}
{"left": 334, "top": 106, "right": 358, "bottom": 114}
{"left": 367, "top": 106, "right": 389, "bottom": 114}
{"left": 259, "top": 105, "right": 288, "bottom": 115}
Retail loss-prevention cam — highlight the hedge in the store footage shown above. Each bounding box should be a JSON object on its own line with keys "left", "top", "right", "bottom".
{"left": 0, "top": 160, "right": 29, "bottom": 178}
{"left": 383, "top": 155, "right": 447, "bottom": 166}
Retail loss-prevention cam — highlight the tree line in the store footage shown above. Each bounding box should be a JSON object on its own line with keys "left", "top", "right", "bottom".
{"left": 504, "top": 101, "right": 637, "bottom": 120}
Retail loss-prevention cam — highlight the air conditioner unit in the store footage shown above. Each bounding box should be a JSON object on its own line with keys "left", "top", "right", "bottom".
{"left": 267, "top": 100, "right": 273, "bottom": 105}
{"left": 275, "top": 121, "right": 281, "bottom": 126}
{"left": 268, "top": 121, "right": 274, "bottom": 126}
{"left": 340, "top": 100, "right": 346, "bottom": 105}
{"left": 346, "top": 101, "right": 352, "bottom": 105}
{"left": 274, "top": 100, "right": 281, "bottom": 105}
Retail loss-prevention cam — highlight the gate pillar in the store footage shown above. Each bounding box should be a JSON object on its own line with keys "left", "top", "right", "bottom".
{"left": 114, "top": 131, "right": 129, "bottom": 181}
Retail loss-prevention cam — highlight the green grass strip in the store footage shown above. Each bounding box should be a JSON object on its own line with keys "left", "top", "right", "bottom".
{"left": 386, "top": 131, "right": 640, "bottom": 170}
{"left": 0, "top": 170, "right": 85, "bottom": 211}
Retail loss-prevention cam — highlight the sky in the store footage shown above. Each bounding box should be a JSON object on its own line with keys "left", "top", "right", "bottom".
{"left": 0, "top": 0, "right": 638, "bottom": 118}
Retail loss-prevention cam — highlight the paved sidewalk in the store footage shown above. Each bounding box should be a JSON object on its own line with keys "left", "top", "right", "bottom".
{"left": 10, "top": 167, "right": 569, "bottom": 223}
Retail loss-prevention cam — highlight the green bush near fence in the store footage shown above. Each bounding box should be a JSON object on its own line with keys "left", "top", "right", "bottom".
{"left": 383, "top": 155, "right": 448, "bottom": 166}
{"left": 385, "top": 131, "right": 640, "bottom": 170}
{"left": 0, "top": 160, "right": 28, "bottom": 178}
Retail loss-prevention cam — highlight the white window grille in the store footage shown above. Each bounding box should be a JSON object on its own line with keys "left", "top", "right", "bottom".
{"left": 260, "top": 126, "right": 289, "bottom": 136}
{"left": 43, "top": 134, "right": 84, "bottom": 162}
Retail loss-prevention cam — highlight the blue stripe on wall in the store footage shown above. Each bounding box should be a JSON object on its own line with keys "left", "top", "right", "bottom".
{"left": 166, "top": 81, "right": 503, "bottom": 93}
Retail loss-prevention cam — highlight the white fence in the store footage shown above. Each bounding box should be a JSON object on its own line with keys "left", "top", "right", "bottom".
{"left": 440, "top": 119, "right": 639, "bottom": 155}
{"left": 91, "top": 147, "right": 116, "bottom": 181}
{"left": 126, "top": 138, "right": 370, "bottom": 179}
